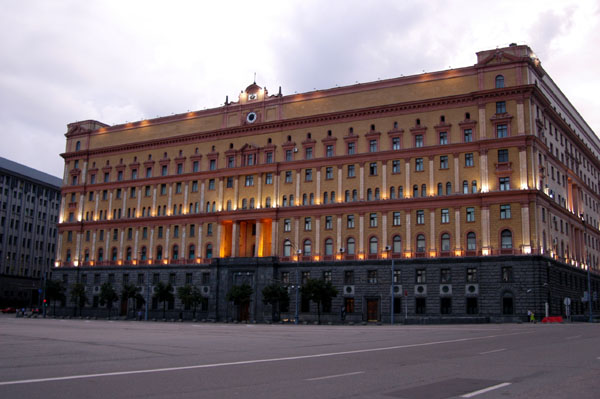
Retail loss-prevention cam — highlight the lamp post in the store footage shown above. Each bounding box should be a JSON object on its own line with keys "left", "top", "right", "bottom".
{"left": 581, "top": 214, "right": 593, "bottom": 323}
{"left": 295, "top": 249, "right": 301, "bottom": 325}
{"left": 386, "top": 247, "right": 394, "bottom": 325}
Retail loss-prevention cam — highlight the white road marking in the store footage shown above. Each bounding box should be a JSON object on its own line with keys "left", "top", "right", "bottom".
{"left": 306, "top": 371, "right": 364, "bottom": 381}
{"left": 461, "top": 382, "right": 512, "bottom": 397}
{"left": 0, "top": 331, "right": 530, "bottom": 386}
{"left": 565, "top": 335, "right": 581, "bottom": 340}
{"left": 479, "top": 348, "right": 506, "bottom": 355}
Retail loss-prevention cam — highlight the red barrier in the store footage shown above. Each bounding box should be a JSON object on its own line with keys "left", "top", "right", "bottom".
{"left": 541, "top": 316, "right": 564, "bottom": 323}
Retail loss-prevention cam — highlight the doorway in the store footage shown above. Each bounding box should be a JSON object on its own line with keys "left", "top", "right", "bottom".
{"left": 366, "top": 299, "right": 379, "bottom": 321}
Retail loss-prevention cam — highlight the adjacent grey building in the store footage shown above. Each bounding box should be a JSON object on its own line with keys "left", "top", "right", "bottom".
{"left": 0, "top": 157, "right": 62, "bottom": 307}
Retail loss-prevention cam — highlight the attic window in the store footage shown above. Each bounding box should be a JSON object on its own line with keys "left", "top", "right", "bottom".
{"left": 211, "top": 145, "right": 215, "bottom": 151}
{"left": 327, "top": 130, "right": 332, "bottom": 136}
{"left": 179, "top": 150, "right": 183, "bottom": 156}
{"left": 163, "top": 152, "right": 167, "bottom": 158}
{"left": 194, "top": 147, "right": 199, "bottom": 154}
{"left": 268, "top": 138, "right": 272, "bottom": 143}
{"left": 465, "top": 112, "right": 470, "bottom": 120}
{"left": 148, "top": 154, "right": 152, "bottom": 160}
{"left": 307, "top": 132, "right": 311, "bottom": 139}
{"left": 133, "top": 156, "right": 137, "bottom": 162}
{"left": 393, "top": 121, "right": 398, "bottom": 129}
{"left": 287, "top": 135, "right": 291, "bottom": 141}
{"left": 349, "top": 127, "right": 354, "bottom": 134}
{"left": 440, "top": 115, "right": 445, "bottom": 123}
{"left": 370, "top": 124, "right": 375, "bottom": 131}
{"left": 416, "top": 119, "right": 421, "bottom": 126}
{"left": 229, "top": 143, "right": 234, "bottom": 149}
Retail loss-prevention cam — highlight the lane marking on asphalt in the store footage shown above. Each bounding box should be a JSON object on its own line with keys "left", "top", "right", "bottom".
{"left": 565, "top": 335, "right": 581, "bottom": 340}
{"left": 478, "top": 348, "right": 506, "bottom": 355}
{"left": 306, "top": 371, "right": 364, "bottom": 381}
{"left": 461, "top": 382, "right": 511, "bottom": 397}
{"left": 0, "top": 331, "right": 531, "bottom": 386}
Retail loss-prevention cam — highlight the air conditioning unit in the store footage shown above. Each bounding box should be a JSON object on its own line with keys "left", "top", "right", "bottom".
{"left": 414, "top": 284, "right": 427, "bottom": 296}
{"left": 343, "top": 285, "right": 355, "bottom": 295}
{"left": 293, "top": 147, "right": 298, "bottom": 153}
{"left": 465, "top": 283, "right": 479, "bottom": 295}
{"left": 201, "top": 286, "right": 210, "bottom": 296}
{"left": 392, "top": 285, "right": 402, "bottom": 296}
{"left": 384, "top": 245, "right": 391, "bottom": 251}
{"left": 339, "top": 247, "right": 345, "bottom": 253}
{"left": 297, "top": 249, "right": 302, "bottom": 255}
{"left": 93, "top": 286, "right": 100, "bottom": 293}
{"left": 440, "top": 284, "right": 452, "bottom": 296}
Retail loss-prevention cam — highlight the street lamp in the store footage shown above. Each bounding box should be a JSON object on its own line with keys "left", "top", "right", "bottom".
{"left": 385, "top": 246, "right": 394, "bottom": 325}
{"left": 580, "top": 214, "right": 593, "bottom": 323}
{"left": 294, "top": 249, "right": 302, "bottom": 325}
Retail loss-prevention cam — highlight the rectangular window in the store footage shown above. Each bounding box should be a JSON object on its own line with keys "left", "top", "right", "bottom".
{"left": 464, "top": 129, "right": 472, "bottom": 143}
{"left": 500, "top": 204, "right": 511, "bottom": 219}
{"left": 496, "top": 101, "right": 506, "bottom": 114}
{"left": 283, "top": 218, "right": 291, "bottom": 232}
{"left": 227, "top": 156, "right": 235, "bottom": 168}
{"left": 177, "top": 164, "right": 183, "bottom": 174}
{"left": 466, "top": 207, "right": 475, "bottom": 222}
{"left": 304, "top": 217, "right": 312, "bottom": 231}
{"left": 347, "top": 165, "right": 355, "bottom": 178}
{"left": 368, "top": 270, "right": 378, "bottom": 284}
{"left": 104, "top": 172, "right": 110, "bottom": 183}
{"left": 498, "top": 149, "right": 509, "bottom": 162}
{"left": 369, "top": 140, "right": 377, "bottom": 152}
{"left": 191, "top": 181, "right": 198, "bottom": 192}
{"left": 325, "top": 216, "right": 332, "bottom": 230}
{"left": 499, "top": 177, "right": 510, "bottom": 191}
{"left": 175, "top": 183, "right": 182, "bottom": 194}
{"left": 440, "top": 156, "right": 448, "bottom": 169}
{"left": 344, "top": 270, "right": 354, "bottom": 284}
{"left": 416, "top": 269, "right": 426, "bottom": 283}
{"left": 158, "top": 226, "right": 163, "bottom": 238}
{"left": 266, "top": 152, "right": 273, "bottom": 164}
{"left": 117, "top": 171, "right": 123, "bottom": 181}
{"left": 142, "top": 227, "right": 148, "bottom": 239}
{"left": 415, "top": 135, "right": 423, "bottom": 148}
{"left": 441, "top": 208, "right": 449, "bottom": 224}
{"left": 497, "top": 124, "right": 508, "bottom": 138}
{"left": 305, "top": 147, "right": 313, "bottom": 160}
{"left": 392, "top": 160, "right": 400, "bottom": 173}
{"left": 502, "top": 266, "right": 513, "bottom": 282}
{"left": 439, "top": 132, "right": 448, "bottom": 145}
{"left": 145, "top": 186, "right": 151, "bottom": 197}
{"left": 285, "top": 171, "right": 292, "bottom": 183}
{"left": 415, "top": 158, "right": 424, "bottom": 172}
{"left": 305, "top": 169, "right": 312, "bottom": 182}
{"left": 466, "top": 268, "right": 478, "bottom": 282}
{"left": 369, "top": 163, "right": 377, "bottom": 176}
{"left": 189, "top": 224, "right": 195, "bottom": 237}
{"left": 465, "top": 153, "right": 474, "bottom": 167}
{"left": 369, "top": 213, "right": 377, "bottom": 227}
{"left": 245, "top": 175, "right": 254, "bottom": 186}
{"left": 208, "top": 179, "right": 215, "bottom": 190}
{"left": 160, "top": 184, "right": 167, "bottom": 195}
{"left": 209, "top": 159, "right": 216, "bottom": 170}
{"left": 265, "top": 173, "right": 273, "bottom": 185}
{"left": 347, "top": 214, "right": 355, "bottom": 228}
{"left": 193, "top": 161, "right": 199, "bottom": 172}
{"left": 325, "top": 167, "right": 333, "bottom": 180}
{"left": 326, "top": 145, "right": 334, "bottom": 157}
{"left": 416, "top": 210, "right": 424, "bottom": 224}
{"left": 285, "top": 150, "right": 292, "bottom": 161}
{"left": 440, "top": 268, "right": 451, "bottom": 283}
{"left": 393, "top": 212, "right": 401, "bottom": 226}
{"left": 347, "top": 142, "right": 356, "bottom": 155}
{"left": 207, "top": 223, "right": 213, "bottom": 236}
{"left": 161, "top": 165, "right": 168, "bottom": 176}
{"left": 392, "top": 137, "right": 400, "bottom": 150}
{"left": 226, "top": 177, "right": 233, "bottom": 188}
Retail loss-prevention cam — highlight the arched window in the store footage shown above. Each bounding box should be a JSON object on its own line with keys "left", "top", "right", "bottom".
{"left": 416, "top": 234, "right": 426, "bottom": 253}
{"left": 75, "top": 141, "right": 81, "bottom": 151}
{"left": 463, "top": 180, "right": 469, "bottom": 194}
{"left": 188, "top": 245, "right": 195, "bottom": 259}
{"left": 393, "top": 235, "right": 402, "bottom": 253}
{"left": 302, "top": 193, "right": 307, "bottom": 205}
{"left": 344, "top": 190, "right": 350, "bottom": 202}
{"left": 227, "top": 200, "right": 232, "bottom": 210}
{"left": 398, "top": 186, "right": 403, "bottom": 198}
{"left": 97, "top": 248, "right": 104, "bottom": 262}
{"left": 369, "top": 236, "right": 378, "bottom": 254}
{"left": 289, "top": 194, "right": 294, "bottom": 206}
{"left": 212, "top": 202, "right": 216, "bottom": 212}
{"left": 303, "top": 239, "right": 312, "bottom": 256}
{"left": 111, "top": 247, "right": 118, "bottom": 261}
{"left": 249, "top": 198, "right": 255, "bottom": 209}
{"left": 347, "top": 237, "right": 355, "bottom": 255}
{"left": 501, "top": 230, "right": 513, "bottom": 249}
{"left": 352, "top": 190, "right": 357, "bottom": 201}
{"left": 390, "top": 186, "right": 396, "bottom": 199}
{"left": 472, "top": 180, "right": 477, "bottom": 193}
{"left": 413, "top": 185, "right": 419, "bottom": 197}
{"left": 437, "top": 183, "right": 443, "bottom": 196}
{"left": 282, "top": 195, "right": 287, "bottom": 207}
{"left": 141, "top": 246, "right": 147, "bottom": 261}
{"left": 441, "top": 233, "right": 451, "bottom": 251}
{"left": 172, "top": 245, "right": 179, "bottom": 260}
{"left": 375, "top": 188, "right": 380, "bottom": 200}
{"left": 330, "top": 191, "right": 335, "bottom": 203}
{"left": 421, "top": 184, "right": 427, "bottom": 197}
{"left": 324, "top": 238, "right": 333, "bottom": 256}
{"left": 446, "top": 182, "right": 452, "bottom": 195}
{"left": 156, "top": 246, "right": 163, "bottom": 260}
{"left": 188, "top": 203, "right": 193, "bottom": 214}
{"left": 467, "top": 232, "right": 476, "bottom": 250}
{"left": 242, "top": 198, "right": 248, "bottom": 209}
{"left": 66, "top": 249, "right": 71, "bottom": 262}
{"left": 283, "top": 240, "right": 292, "bottom": 257}
{"left": 309, "top": 193, "right": 314, "bottom": 205}
{"left": 265, "top": 197, "right": 271, "bottom": 208}
{"left": 126, "top": 247, "right": 132, "bottom": 261}
{"left": 206, "top": 244, "right": 213, "bottom": 259}
{"left": 84, "top": 250, "right": 90, "bottom": 262}
{"left": 495, "top": 75, "right": 505, "bottom": 88}
{"left": 323, "top": 192, "right": 329, "bottom": 204}
{"left": 205, "top": 202, "right": 211, "bottom": 212}
{"left": 367, "top": 188, "right": 373, "bottom": 201}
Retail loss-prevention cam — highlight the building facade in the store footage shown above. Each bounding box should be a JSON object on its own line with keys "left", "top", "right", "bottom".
{"left": 0, "top": 157, "right": 61, "bottom": 308}
{"left": 53, "top": 44, "right": 599, "bottom": 322}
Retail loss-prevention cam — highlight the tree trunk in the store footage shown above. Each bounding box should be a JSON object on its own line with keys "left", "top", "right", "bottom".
{"left": 317, "top": 302, "right": 321, "bottom": 324}
{"left": 163, "top": 301, "right": 166, "bottom": 319}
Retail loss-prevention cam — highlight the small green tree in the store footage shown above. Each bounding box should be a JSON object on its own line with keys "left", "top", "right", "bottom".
{"left": 121, "top": 283, "right": 141, "bottom": 318}
{"left": 99, "top": 282, "right": 119, "bottom": 318}
{"left": 70, "top": 282, "right": 88, "bottom": 317}
{"left": 177, "top": 285, "right": 206, "bottom": 320}
{"left": 301, "top": 278, "right": 338, "bottom": 324}
{"left": 226, "top": 283, "right": 253, "bottom": 321}
{"left": 153, "top": 281, "right": 174, "bottom": 319}
{"left": 46, "top": 280, "right": 66, "bottom": 316}
{"left": 262, "top": 283, "right": 289, "bottom": 322}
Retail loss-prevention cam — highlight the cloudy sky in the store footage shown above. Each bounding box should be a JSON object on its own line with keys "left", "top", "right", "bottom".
{"left": 1, "top": 0, "right": 598, "bottom": 178}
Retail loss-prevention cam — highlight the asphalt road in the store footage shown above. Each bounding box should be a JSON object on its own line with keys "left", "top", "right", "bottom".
{"left": 0, "top": 316, "right": 598, "bottom": 398}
